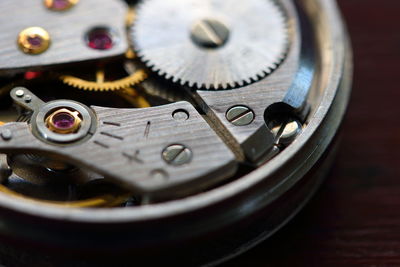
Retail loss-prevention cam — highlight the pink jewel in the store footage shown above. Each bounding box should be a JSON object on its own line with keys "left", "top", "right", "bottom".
{"left": 52, "top": 112, "right": 75, "bottom": 129}
{"left": 87, "top": 29, "right": 113, "bottom": 50}
{"left": 27, "top": 36, "right": 43, "bottom": 47}
{"left": 51, "top": 0, "right": 70, "bottom": 10}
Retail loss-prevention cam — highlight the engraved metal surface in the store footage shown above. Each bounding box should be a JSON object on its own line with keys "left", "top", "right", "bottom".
{"left": 0, "top": 102, "right": 237, "bottom": 195}
{"left": 0, "top": 0, "right": 128, "bottom": 73}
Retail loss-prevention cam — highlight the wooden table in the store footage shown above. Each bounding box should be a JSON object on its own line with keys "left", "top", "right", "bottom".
{"left": 223, "top": 0, "right": 400, "bottom": 266}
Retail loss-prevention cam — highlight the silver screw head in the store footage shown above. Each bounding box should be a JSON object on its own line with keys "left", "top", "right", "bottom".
{"left": 1, "top": 129, "right": 12, "bottom": 141}
{"left": 162, "top": 144, "right": 192, "bottom": 166}
{"left": 15, "top": 89, "right": 25, "bottom": 98}
{"left": 226, "top": 106, "right": 255, "bottom": 126}
{"left": 190, "top": 18, "right": 230, "bottom": 49}
{"left": 271, "top": 119, "right": 302, "bottom": 145}
{"left": 24, "top": 95, "right": 32, "bottom": 103}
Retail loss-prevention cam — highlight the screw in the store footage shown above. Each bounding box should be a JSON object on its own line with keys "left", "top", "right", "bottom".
{"left": 15, "top": 89, "right": 25, "bottom": 98}
{"left": 172, "top": 109, "right": 189, "bottom": 121}
{"left": 1, "top": 130, "right": 12, "bottom": 141}
{"left": 24, "top": 95, "right": 32, "bottom": 103}
{"left": 226, "top": 106, "right": 255, "bottom": 126}
{"left": 18, "top": 27, "right": 51, "bottom": 55}
{"left": 190, "top": 18, "right": 230, "bottom": 49}
{"left": 162, "top": 144, "right": 192, "bottom": 166}
{"left": 270, "top": 119, "right": 302, "bottom": 145}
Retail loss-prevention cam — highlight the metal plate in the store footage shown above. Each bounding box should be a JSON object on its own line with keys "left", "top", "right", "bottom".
{"left": 0, "top": 102, "right": 237, "bottom": 196}
{"left": 191, "top": 0, "right": 302, "bottom": 162}
{"left": 0, "top": 0, "right": 128, "bottom": 73}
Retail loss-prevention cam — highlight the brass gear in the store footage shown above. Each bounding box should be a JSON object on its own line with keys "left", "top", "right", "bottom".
{"left": 60, "top": 68, "right": 147, "bottom": 92}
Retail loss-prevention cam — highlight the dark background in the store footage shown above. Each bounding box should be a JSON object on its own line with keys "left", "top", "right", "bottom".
{"left": 223, "top": 0, "right": 400, "bottom": 266}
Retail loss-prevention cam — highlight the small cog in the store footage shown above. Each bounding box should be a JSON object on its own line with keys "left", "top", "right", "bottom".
{"left": 131, "top": 0, "right": 289, "bottom": 90}
{"left": 60, "top": 68, "right": 147, "bottom": 92}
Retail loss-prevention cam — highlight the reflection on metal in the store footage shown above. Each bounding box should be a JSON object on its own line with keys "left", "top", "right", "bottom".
{"left": 283, "top": 3, "right": 316, "bottom": 111}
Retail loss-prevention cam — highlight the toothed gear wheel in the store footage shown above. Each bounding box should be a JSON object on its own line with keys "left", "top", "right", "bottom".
{"left": 60, "top": 69, "right": 147, "bottom": 92}
{"left": 131, "top": 0, "right": 288, "bottom": 90}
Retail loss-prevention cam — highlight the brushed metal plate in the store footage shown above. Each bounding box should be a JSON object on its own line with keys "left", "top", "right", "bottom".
{"left": 0, "top": 102, "right": 237, "bottom": 196}
{"left": 0, "top": 0, "right": 128, "bottom": 73}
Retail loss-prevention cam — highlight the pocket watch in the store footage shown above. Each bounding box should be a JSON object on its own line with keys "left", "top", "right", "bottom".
{"left": 0, "top": 0, "right": 351, "bottom": 266}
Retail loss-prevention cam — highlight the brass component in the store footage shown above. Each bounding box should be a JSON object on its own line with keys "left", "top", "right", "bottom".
{"left": 44, "top": 0, "right": 79, "bottom": 11}
{"left": 45, "top": 108, "right": 82, "bottom": 134}
{"left": 117, "top": 87, "right": 151, "bottom": 108}
{"left": 0, "top": 184, "right": 129, "bottom": 208}
{"left": 60, "top": 69, "right": 147, "bottom": 92}
{"left": 125, "top": 48, "right": 136, "bottom": 59}
{"left": 125, "top": 9, "right": 137, "bottom": 59}
{"left": 96, "top": 69, "right": 105, "bottom": 83}
{"left": 17, "top": 27, "right": 51, "bottom": 55}
{"left": 125, "top": 8, "right": 137, "bottom": 27}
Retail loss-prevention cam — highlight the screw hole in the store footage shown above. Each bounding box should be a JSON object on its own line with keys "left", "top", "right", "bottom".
{"left": 264, "top": 102, "right": 296, "bottom": 131}
{"left": 264, "top": 102, "right": 303, "bottom": 146}
{"left": 172, "top": 109, "right": 189, "bottom": 121}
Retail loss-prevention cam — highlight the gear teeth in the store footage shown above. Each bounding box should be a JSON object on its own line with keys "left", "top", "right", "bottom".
{"left": 60, "top": 70, "right": 148, "bottom": 92}
{"left": 131, "top": 0, "right": 288, "bottom": 91}
{"left": 165, "top": 73, "right": 173, "bottom": 80}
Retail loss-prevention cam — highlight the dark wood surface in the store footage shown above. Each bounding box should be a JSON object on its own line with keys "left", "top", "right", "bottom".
{"left": 223, "top": 0, "right": 400, "bottom": 266}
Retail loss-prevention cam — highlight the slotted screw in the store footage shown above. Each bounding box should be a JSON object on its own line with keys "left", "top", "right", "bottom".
{"left": 162, "top": 144, "right": 192, "bottom": 166}
{"left": 190, "top": 18, "right": 230, "bottom": 49}
{"left": 226, "top": 106, "right": 255, "bottom": 126}
{"left": 271, "top": 119, "right": 302, "bottom": 145}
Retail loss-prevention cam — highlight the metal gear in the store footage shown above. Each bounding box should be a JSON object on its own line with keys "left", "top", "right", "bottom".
{"left": 131, "top": 0, "right": 288, "bottom": 90}
{"left": 60, "top": 68, "right": 147, "bottom": 92}
{"left": 124, "top": 61, "right": 186, "bottom": 102}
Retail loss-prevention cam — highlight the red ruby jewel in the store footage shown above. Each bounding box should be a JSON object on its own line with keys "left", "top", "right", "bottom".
{"left": 87, "top": 29, "right": 113, "bottom": 50}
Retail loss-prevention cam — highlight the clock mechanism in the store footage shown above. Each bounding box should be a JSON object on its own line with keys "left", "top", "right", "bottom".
{"left": 0, "top": 0, "right": 351, "bottom": 266}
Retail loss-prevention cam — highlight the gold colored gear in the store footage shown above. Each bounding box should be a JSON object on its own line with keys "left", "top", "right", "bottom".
{"left": 60, "top": 68, "right": 147, "bottom": 92}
